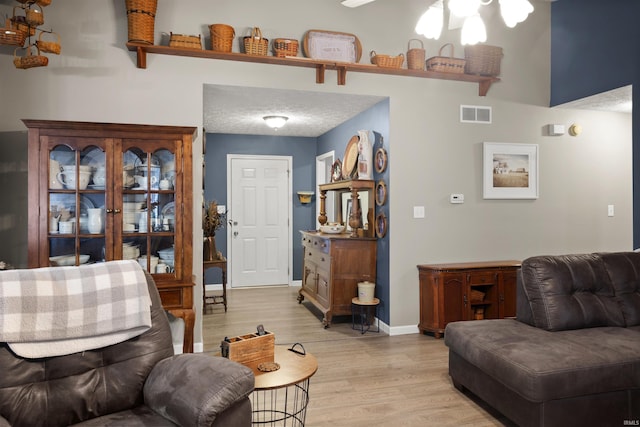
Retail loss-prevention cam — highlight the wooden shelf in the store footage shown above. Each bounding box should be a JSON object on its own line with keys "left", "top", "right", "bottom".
{"left": 126, "top": 43, "right": 500, "bottom": 96}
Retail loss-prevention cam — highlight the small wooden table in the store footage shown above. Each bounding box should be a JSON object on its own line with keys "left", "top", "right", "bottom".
{"left": 203, "top": 257, "right": 227, "bottom": 312}
{"left": 351, "top": 297, "right": 380, "bottom": 334}
{"left": 251, "top": 345, "right": 318, "bottom": 426}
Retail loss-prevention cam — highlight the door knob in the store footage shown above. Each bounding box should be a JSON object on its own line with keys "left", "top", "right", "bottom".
{"left": 233, "top": 231, "right": 238, "bottom": 237}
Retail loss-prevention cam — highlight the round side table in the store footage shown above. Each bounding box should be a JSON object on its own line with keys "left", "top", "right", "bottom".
{"left": 251, "top": 345, "right": 318, "bottom": 426}
{"left": 351, "top": 297, "right": 380, "bottom": 334}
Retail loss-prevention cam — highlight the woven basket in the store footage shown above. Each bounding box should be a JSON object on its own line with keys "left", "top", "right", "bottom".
{"left": 25, "top": 4, "right": 44, "bottom": 27}
{"left": 11, "top": 6, "right": 35, "bottom": 37}
{"left": 0, "top": 19, "right": 27, "bottom": 46}
{"left": 273, "top": 38, "right": 298, "bottom": 58}
{"left": 36, "top": 0, "right": 51, "bottom": 6}
{"left": 169, "top": 32, "right": 202, "bottom": 49}
{"left": 464, "top": 44, "right": 503, "bottom": 76}
{"left": 125, "top": 0, "right": 157, "bottom": 45}
{"left": 470, "top": 289, "right": 486, "bottom": 303}
{"left": 14, "top": 44, "right": 48, "bottom": 69}
{"left": 370, "top": 51, "right": 404, "bottom": 68}
{"left": 426, "top": 43, "right": 465, "bottom": 74}
{"left": 36, "top": 30, "right": 61, "bottom": 54}
{"left": 406, "top": 38, "right": 425, "bottom": 70}
{"left": 209, "top": 24, "right": 234, "bottom": 52}
{"left": 243, "top": 27, "right": 268, "bottom": 56}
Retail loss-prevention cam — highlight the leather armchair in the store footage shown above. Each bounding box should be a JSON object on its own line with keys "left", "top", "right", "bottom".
{"left": 0, "top": 271, "right": 254, "bottom": 427}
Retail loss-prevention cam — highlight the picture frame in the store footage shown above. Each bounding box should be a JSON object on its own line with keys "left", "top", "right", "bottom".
{"left": 341, "top": 191, "right": 366, "bottom": 230}
{"left": 375, "top": 180, "right": 387, "bottom": 206}
{"left": 483, "top": 142, "right": 539, "bottom": 199}
{"left": 374, "top": 147, "right": 387, "bottom": 173}
{"left": 375, "top": 212, "right": 387, "bottom": 238}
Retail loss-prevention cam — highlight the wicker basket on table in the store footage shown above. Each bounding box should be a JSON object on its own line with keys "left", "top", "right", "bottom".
{"left": 36, "top": 30, "right": 61, "bottom": 54}
{"left": 464, "top": 44, "right": 503, "bottom": 76}
{"left": 243, "top": 27, "right": 268, "bottom": 56}
{"left": 0, "top": 19, "right": 27, "bottom": 46}
{"left": 14, "top": 44, "right": 48, "bottom": 69}
{"left": 273, "top": 38, "right": 298, "bottom": 58}
{"left": 426, "top": 43, "right": 465, "bottom": 73}
{"left": 125, "top": 0, "right": 157, "bottom": 44}
{"left": 169, "top": 32, "right": 202, "bottom": 49}
{"left": 209, "top": 23, "right": 234, "bottom": 52}
{"left": 370, "top": 51, "right": 404, "bottom": 68}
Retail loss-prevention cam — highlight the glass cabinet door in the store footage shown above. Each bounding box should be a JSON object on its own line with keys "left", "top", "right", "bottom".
{"left": 121, "top": 146, "right": 176, "bottom": 275}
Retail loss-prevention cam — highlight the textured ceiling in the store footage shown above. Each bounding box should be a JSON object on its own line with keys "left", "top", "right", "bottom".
{"left": 203, "top": 85, "right": 386, "bottom": 137}
{"left": 555, "top": 85, "right": 632, "bottom": 114}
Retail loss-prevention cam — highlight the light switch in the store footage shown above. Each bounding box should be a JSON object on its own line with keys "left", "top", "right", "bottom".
{"left": 608, "top": 205, "right": 614, "bottom": 217}
{"left": 413, "top": 206, "right": 425, "bottom": 218}
{"left": 217, "top": 205, "right": 226, "bottom": 214}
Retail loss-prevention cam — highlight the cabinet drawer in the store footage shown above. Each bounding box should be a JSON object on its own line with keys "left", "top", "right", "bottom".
{"left": 308, "top": 249, "right": 330, "bottom": 269}
{"left": 159, "top": 289, "right": 184, "bottom": 308}
{"left": 467, "top": 271, "right": 498, "bottom": 286}
{"left": 302, "top": 235, "right": 330, "bottom": 254}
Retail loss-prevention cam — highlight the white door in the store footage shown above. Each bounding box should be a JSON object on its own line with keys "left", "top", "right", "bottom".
{"left": 228, "top": 155, "right": 291, "bottom": 287}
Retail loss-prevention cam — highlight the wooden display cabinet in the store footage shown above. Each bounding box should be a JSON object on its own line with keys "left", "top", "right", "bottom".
{"left": 24, "top": 120, "right": 196, "bottom": 352}
{"left": 298, "top": 231, "right": 376, "bottom": 327}
{"left": 417, "top": 261, "right": 521, "bottom": 338}
{"left": 317, "top": 179, "right": 375, "bottom": 237}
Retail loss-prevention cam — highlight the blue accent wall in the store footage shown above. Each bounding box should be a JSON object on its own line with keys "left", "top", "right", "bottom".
{"left": 317, "top": 99, "right": 390, "bottom": 324}
{"left": 551, "top": 0, "right": 640, "bottom": 246}
{"left": 204, "top": 134, "right": 317, "bottom": 284}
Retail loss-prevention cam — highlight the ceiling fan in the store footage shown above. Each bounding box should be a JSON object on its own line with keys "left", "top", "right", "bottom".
{"left": 341, "top": 0, "right": 555, "bottom": 7}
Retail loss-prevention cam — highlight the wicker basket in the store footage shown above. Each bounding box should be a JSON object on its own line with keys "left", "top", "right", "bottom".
{"left": 11, "top": 6, "right": 35, "bottom": 37}
{"left": 169, "top": 32, "right": 202, "bottom": 49}
{"left": 0, "top": 19, "right": 27, "bottom": 46}
{"left": 426, "top": 43, "right": 465, "bottom": 74}
{"left": 209, "top": 24, "right": 234, "bottom": 52}
{"left": 36, "top": 0, "right": 52, "bottom": 6}
{"left": 14, "top": 44, "right": 48, "bottom": 69}
{"left": 125, "top": 0, "right": 157, "bottom": 45}
{"left": 470, "top": 289, "right": 486, "bottom": 303}
{"left": 36, "top": 30, "right": 61, "bottom": 54}
{"left": 370, "top": 50, "right": 404, "bottom": 68}
{"left": 406, "top": 38, "right": 425, "bottom": 70}
{"left": 273, "top": 38, "right": 298, "bottom": 58}
{"left": 25, "top": 4, "right": 44, "bottom": 27}
{"left": 243, "top": 27, "right": 268, "bottom": 56}
{"left": 464, "top": 44, "right": 503, "bottom": 76}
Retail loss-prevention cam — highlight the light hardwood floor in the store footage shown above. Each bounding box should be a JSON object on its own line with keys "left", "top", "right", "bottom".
{"left": 202, "top": 286, "right": 511, "bottom": 426}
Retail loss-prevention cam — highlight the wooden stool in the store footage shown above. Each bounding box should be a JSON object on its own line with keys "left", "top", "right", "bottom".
{"left": 203, "top": 257, "right": 227, "bottom": 312}
{"left": 351, "top": 297, "right": 380, "bottom": 334}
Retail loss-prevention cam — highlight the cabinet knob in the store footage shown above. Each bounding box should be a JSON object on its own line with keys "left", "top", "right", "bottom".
{"left": 106, "top": 208, "right": 113, "bottom": 213}
{"left": 114, "top": 209, "right": 121, "bottom": 214}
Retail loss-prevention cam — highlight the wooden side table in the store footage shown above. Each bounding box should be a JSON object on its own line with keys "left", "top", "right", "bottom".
{"left": 251, "top": 345, "right": 318, "bottom": 426}
{"left": 351, "top": 297, "right": 380, "bottom": 334}
{"left": 203, "top": 257, "right": 227, "bottom": 312}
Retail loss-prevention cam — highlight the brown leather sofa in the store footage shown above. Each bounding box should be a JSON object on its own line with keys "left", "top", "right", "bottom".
{"left": 0, "top": 271, "right": 254, "bottom": 427}
{"left": 445, "top": 252, "right": 640, "bottom": 427}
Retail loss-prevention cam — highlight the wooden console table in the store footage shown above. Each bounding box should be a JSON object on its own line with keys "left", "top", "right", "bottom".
{"left": 417, "top": 261, "right": 521, "bottom": 338}
{"left": 203, "top": 257, "right": 227, "bottom": 312}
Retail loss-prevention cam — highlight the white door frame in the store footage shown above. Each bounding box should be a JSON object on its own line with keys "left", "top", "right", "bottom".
{"left": 226, "top": 154, "right": 293, "bottom": 287}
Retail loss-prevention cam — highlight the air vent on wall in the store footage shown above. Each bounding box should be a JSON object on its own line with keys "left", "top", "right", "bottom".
{"left": 460, "top": 105, "right": 492, "bottom": 124}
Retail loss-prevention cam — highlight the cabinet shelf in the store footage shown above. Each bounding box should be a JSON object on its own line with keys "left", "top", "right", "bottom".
{"left": 126, "top": 43, "right": 499, "bottom": 96}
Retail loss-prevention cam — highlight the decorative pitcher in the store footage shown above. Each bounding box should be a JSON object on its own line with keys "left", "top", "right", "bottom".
{"left": 357, "top": 130, "right": 373, "bottom": 180}
{"left": 87, "top": 208, "right": 103, "bottom": 234}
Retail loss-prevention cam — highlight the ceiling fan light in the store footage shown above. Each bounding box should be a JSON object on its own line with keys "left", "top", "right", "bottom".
{"left": 499, "top": 0, "right": 534, "bottom": 28}
{"left": 448, "top": 0, "right": 481, "bottom": 18}
{"left": 341, "top": 0, "right": 376, "bottom": 7}
{"left": 415, "top": 0, "right": 444, "bottom": 39}
{"left": 461, "top": 14, "right": 487, "bottom": 45}
{"left": 263, "top": 116, "right": 289, "bottom": 129}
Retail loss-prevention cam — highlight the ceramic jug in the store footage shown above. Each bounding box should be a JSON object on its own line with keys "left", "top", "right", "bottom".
{"left": 87, "top": 208, "right": 103, "bottom": 234}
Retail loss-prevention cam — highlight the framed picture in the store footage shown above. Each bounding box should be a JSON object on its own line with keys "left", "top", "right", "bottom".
{"left": 375, "top": 212, "right": 387, "bottom": 238}
{"left": 483, "top": 142, "right": 539, "bottom": 199}
{"left": 375, "top": 147, "right": 387, "bottom": 173}
{"left": 375, "top": 180, "right": 387, "bottom": 206}
{"left": 341, "top": 192, "right": 366, "bottom": 230}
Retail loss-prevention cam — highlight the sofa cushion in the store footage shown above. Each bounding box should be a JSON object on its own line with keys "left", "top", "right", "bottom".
{"left": 601, "top": 252, "right": 640, "bottom": 326}
{"left": 445, "top": 319, "right": 640, "bottom": 402}
{"left": 520, "top": 254, "right": 625, "bottom": 330}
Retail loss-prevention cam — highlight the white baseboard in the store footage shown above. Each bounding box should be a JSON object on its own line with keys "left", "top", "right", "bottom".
{"left": 193, "top": 342, "right": 204, "bottom": 353}
{"left": 388, "top": 324, "right": 420, "bottom": 336}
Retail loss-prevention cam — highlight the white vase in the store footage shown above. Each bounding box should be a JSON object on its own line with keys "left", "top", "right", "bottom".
{"left": 87, "top": 208, "right": 103, "bottom": 234}
{"left": 357, "top": 130, "right": 373, "bottom": 180}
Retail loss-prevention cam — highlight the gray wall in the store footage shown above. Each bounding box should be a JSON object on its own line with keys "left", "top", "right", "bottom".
{"left": 0, "top": 1, "right": 632, "bottom": 342}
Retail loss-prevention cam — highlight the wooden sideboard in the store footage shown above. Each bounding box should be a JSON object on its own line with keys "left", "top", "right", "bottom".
{"left": 298, "top": 231, "right": 376, "bottom": 327}
{"left": 417, "top": 261, "right": 521, "bottom": 338}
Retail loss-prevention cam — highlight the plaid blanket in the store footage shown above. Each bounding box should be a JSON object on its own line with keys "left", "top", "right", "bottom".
{"left": 0, "top": 260, "right": 151, "bottom": 358}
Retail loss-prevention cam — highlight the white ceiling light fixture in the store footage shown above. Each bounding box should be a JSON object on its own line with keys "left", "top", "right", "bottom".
{"left": 341, "top": 0, "right": 376, "bottom": 7}
{"left": 263, "top": 115, "right": 289, "bottom": 130}
{"left": 416, "top": 0, "right": 533, "bottom": 45}
{"left": 415, "top": 0, "right": 444, "bottom": 39}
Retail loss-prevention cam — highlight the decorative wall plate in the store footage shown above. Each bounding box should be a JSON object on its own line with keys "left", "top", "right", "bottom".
{"left": 331, "top": 159, "right": 343, "bottom": 182}
{"left": 375, "top": 147, "right": 387, "bottom": 173}
{"left": 375, "top": 212, "right": 387, "bottom": 238}
{"left": 343, "top": 135, "right": 359, "bottom": 179}
{"left": 375, "top": 180, "right": 387, "bottom": 206}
